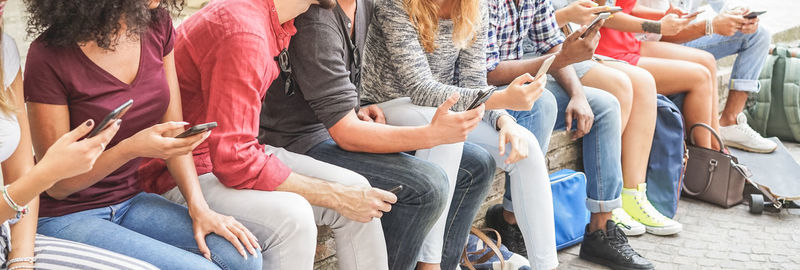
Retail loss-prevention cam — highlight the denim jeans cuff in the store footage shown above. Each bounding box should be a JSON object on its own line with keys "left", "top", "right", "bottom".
{"left": 502, "top": 198, "right": 514, "bottom": 213}
{"left": 730, "top": 79, "right": 760, "bottom": 93}
{"left": 585, "top": 197, "right": 622, "bottom": 213}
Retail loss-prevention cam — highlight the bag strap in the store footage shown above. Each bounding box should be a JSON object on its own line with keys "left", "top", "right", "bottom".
{"left": 688, "top": 123, "right": 726, "bottom": 151}
{"left": 682, "top": 159, "right": 718, "bottom": 196}
{"left": 460, "top": 227, "right": 506, "bottom": 269}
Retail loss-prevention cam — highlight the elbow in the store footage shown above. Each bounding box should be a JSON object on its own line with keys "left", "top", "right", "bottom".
{"left": 329, "top": 133, "right": 361, "bottom": 152}
{"left": 486, "top": 69, "right": 503, "bottom": 86}
{"left": 45, "top": 187, "right": 71, "bottom": 200}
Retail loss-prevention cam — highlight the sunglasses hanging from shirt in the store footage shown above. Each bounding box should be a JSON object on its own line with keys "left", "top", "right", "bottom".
{"left": 276, "top": 49, "right": 297, "bottom": 96}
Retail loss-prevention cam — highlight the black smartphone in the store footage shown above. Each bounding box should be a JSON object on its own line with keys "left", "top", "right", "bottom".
{"left": 388, "top": 185, "right": 403, "bottom": 194}
{"left": 743, "top": 11, "right": 766, "bottom": 19}
{"left": 595, "top": 6, "right": 622, "bottom": 14}
{"left": 175, "top": 122, "right": 218, "bottom": 138}
{"left": 581, "top": 12, "right": 611, "bottom": 38}
{"left": 87, "top": 99, "right": 133, "bottom": 138}
{"left": 467, "top": 86, "right": 497, "bottom": 110}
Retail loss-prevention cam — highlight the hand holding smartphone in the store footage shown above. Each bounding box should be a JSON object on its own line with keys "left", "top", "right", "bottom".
{"left": 388, "top": 185, "right": 403, "bottom": 194}
{"left": 175, "top": 122, "right": 218, "bottom": 138}
{"left": 594, "top": 6, "right": 622, "bottom": 14}
{"left": 87, "top": 99, "right": 133, "bottom": 138}
{"left": 467, "top": 86, "right": 497, "bottom": 110}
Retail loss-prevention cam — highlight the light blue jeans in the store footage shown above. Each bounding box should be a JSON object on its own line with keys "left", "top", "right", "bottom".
{"left": 504, "top": 77, "right": 624, "bottom": 214}
{"left": 682, "top": 26, "right": 771, "bottom": 93}
{"left": 38, "top": 192, "right": 262, "bottom": 270}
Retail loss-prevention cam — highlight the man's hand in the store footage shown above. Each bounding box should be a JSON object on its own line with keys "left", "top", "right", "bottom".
{"left": 565, "top": 96, "right": 594, "bottom": 140}
{"left": 189, "top": 207, "right": 260, "bottom": 261}
{"left": 711, "top": 12, "right": 746, "bottom": 36}
{"left": 335, "top": 185, "right": 397, "bottom": 223}
{"left": 557, "top": 22, "right": 603, "bottom": 67}
{"left": 357, "top": 105, "right": 387, "bottom": 124}
{"left": 497, "top": 116, "right": 530, "bottom": 164}
{"left": 561, "top": 0, "right": 608, "bottom": 25}
{"left": 739, "top": 8, "right": 759, "bottom": 34}
{"left": 427, "top": 93, "right": 484, "bottom": 145}
{"left": 659, "top": 14, "right": 692, "bottom": 36}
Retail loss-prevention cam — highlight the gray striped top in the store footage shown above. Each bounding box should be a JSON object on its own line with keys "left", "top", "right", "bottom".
{"left": 360, "top": 0, "right": 511, "bottom": 128}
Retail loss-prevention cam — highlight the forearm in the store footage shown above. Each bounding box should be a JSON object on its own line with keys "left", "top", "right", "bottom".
{"left": 45, "top": 145, "right": 132, "bottom": 200}
{"left": 2, "top": 167, "right": 59, "bottom": 221}
{"left": 660, "top": 20, "right": 706, "bottom": 43}
{"left": 167, "top": 155, "right": 210, "bottom": 211}
{"left": 8, "top": 198, "right": 39, "bottom": 263}
{"left": 551, "top": 65, "right": 585, "bottom": 99}
{"left": 603, "top": 12, "right": 654, "bottom": 33}
{"left": 554, "top": 9, "right": 571, "bottom": 28}
{"left": 332, "top": 122, "right": 438, "bottom": 153}
{"left": 486, "top": 57, "right": 550, "bottom": 87}
{"left": 274, "top": 172, "right": 349, "bottom": 210}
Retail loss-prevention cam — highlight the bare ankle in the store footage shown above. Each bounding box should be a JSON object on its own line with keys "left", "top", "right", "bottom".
{"left": 502, "top": 210, "right": 517, "bottom": 225}
{"left": 589, "top": 212, "right": 613, "bottom": 232}
{"left": 416, "top": 262, "right": 441, "bottom": 270}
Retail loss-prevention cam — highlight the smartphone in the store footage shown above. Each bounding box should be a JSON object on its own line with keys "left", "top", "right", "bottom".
{"left": 388, "top": 185, "right": 403, "bottom": 194}
{"left": 87, "top": 99, "right": 133, "bottom": 138}
{"left": 175, "top": 122, "right": 218, "bottom": 138}
{"left": 534, "top": 54, "right": 557, "bottom": 80}
{"left": 682, "top": 10, "right": 705, "bottom": 18}
{"left": 595, "top": 6, "right": 622, "bottom": 14}
{"left": 581, "top": 12, "right": 611, "bottom": 38}
{"left": 743, "top": 11, "right": 766, "bottom": 19}
{"left": 467, "top": 86, "right": 497, "bottom": 110}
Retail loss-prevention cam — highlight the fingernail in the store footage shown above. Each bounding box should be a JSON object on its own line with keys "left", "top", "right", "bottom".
{"left": 176, "top": 121, "right": 189, "bottom": 125}
{"left": 115, "top": 119, "right": 122, "bottom": 126}
{"left": 86, "top": 119, "right": 94, "bottom": 127}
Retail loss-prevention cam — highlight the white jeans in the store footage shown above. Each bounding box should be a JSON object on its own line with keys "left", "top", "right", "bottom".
{"left": 162, "top": 145, "right": 388, "bottom": 270}
{"left": 377, "top": 98, "right": 558, "bottom": 270}
{"left": 377, "top": 98, "right": 464, "bottom": 264}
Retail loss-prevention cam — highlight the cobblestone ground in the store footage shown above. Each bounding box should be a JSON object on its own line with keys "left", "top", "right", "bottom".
{"left": 559, "top": 143, "right": 800, "bottom": 270}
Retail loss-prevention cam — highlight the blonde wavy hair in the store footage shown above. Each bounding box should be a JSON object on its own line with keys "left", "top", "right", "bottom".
{"left": 403, "top": 0, "right": 480, "bottom": 52}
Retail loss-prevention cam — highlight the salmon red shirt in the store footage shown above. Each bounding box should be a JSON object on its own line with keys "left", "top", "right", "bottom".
{"left": 139, "top": 0, "right": 295, "bottom": 194}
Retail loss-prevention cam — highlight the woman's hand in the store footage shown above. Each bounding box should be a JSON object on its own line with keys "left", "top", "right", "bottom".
{"left": 499, "top": 73, "right": 546, "bottom": 111}
{"left": 427, "top": 93, "right": 484, "bottom": 145}
{"left": 189, "top": 206, "right": 260, "bottom": 260}
{"left": 561, "top": 0, "right": 609, "bottom": 25}
{"left": 497, "top": 116, "right": 529, "bottom": 164}
{"left": 36, "top": 119, "right": 120, "bottom": 182}
{"left": 118, "top": 121, "right": 209, "bottom": 160}
{"left": 659, "top": 14, "right": 692, "bottom": 36}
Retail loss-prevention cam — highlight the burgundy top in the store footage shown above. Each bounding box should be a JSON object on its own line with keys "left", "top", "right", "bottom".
{"left": 24, "top": 9, "right": 176, "bottom": 217}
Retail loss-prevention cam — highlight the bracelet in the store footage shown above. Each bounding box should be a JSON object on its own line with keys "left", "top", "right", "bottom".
{"left": 705, "top": 19, "right": 714, "bottom": 36}
{"left": 1, "top": 185, "right": 29, "bottom": 223}
{"left": 8, "top": 265, "right": 36, "bottom": 270}
{"left": 7, "top": 257, "right": 36, "bottom": 265}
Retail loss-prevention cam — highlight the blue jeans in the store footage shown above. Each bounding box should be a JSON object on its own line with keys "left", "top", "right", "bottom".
{"left": 504, "top": 79, "right": 624, "bottom": 213}
{"left": 683, "top": 26, "right": 771, "bottom": 93}
{"left": 439, "top": 142, "right": 495, "bottom": 270}
{"left": 38, "top": 192, "right": 261, "bottom": 270}
{"left": 306, "top": 139, "right": 449, "bottom": 270}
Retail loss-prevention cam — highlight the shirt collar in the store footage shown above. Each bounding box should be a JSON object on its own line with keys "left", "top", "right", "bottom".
{"left": 265, "top": 0, "right": 298, "bottom": 50}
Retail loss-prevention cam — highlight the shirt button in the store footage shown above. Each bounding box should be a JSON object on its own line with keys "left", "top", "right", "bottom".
{"left": 347, "top": 23, "right": 352, "bottom": 28}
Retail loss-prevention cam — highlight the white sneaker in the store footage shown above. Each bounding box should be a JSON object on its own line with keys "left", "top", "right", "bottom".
{"left": 720, "top": 112, "right": 777, "bottom": 153}
{"left": 610, "top": 208, "right": 646, "bottom": 236}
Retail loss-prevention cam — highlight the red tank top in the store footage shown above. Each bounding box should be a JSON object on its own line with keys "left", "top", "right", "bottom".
{"left": 595, "top": 0, "right": 642, "bottom": 65}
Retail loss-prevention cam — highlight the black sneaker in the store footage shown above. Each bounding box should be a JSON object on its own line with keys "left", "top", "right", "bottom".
{"left": 580, "top": 220, "right": 654, "bottom": 270}
{"left": 484, "top": 204, "right": 527, "bottom": 257}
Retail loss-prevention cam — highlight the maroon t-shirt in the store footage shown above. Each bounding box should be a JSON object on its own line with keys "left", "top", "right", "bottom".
{"left": 24, "top": 9, "right": 176, "bottom": 217}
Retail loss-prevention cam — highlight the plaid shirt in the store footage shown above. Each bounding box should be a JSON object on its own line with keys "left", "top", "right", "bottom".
{"left": 486, "top": 0, "right": 565, "bottom": 71}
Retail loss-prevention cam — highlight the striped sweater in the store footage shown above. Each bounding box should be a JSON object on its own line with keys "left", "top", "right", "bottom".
{"left": 360, "top": 0, "right": 511, "bottom": 128}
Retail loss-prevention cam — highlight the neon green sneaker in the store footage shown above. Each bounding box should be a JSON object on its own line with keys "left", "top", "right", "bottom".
{"left": 622, "top": 183, "right": 683, "bottom": 236}
{"left": 611, "top": 208, "right": 646, "bottom": 236}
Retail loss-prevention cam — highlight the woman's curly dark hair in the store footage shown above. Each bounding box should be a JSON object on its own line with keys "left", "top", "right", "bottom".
{"left": 24, "top": 0, "right": 184, "bottom": 50}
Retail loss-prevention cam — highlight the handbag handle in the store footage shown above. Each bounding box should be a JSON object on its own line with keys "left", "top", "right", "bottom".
{"left": 688, "top": 123, "right": 726, "bottom": 152}
{"left": 682, "top": 159, "right": 718, "bottom": 196}
{"left": 460, "top": 227, "right": 506, "bottom": 270}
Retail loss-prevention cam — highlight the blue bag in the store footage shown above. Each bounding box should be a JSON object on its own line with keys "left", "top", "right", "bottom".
{"left": 645, "top": 95, "right": 687, "bottom": 218}
{"left": 550, "top": 169, "right": 590, "bottom": 250}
